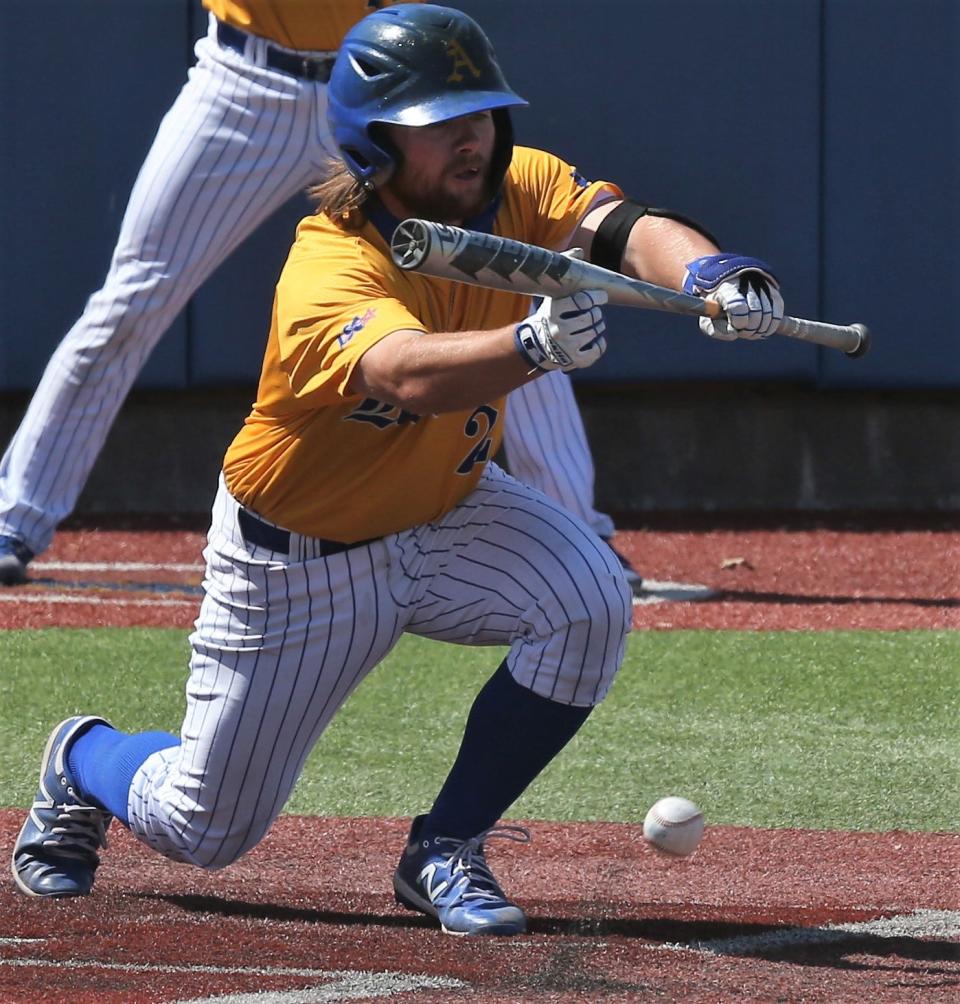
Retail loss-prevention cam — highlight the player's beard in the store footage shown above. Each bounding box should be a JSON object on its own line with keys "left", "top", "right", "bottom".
{"left": 388, "top": 156, "right": 495, "bottom": 224}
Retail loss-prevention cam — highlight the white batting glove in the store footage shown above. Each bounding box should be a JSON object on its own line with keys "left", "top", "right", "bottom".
{"left": 683, "top": 254, "right": 784, "bottom": 341}
{"left": 514, "top": 290, "right": 608, "bottom": 372}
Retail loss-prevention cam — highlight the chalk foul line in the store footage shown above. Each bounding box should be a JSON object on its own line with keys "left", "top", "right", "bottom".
{"left": 0, "top": 956, "right": 466, "bottom": 1002}
{"left": 657, "top": 908, "right": 960, "bottom": 955}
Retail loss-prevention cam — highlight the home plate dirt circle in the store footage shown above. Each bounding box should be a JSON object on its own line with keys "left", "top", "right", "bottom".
{"left": 1, "top": 816, "right": 958, "bottom": 1003}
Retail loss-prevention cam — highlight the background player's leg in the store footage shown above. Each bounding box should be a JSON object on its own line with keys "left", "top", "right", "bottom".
{"left": 503, "top": 370, "right": 614, "bottom": 537}
{"left": 502, "top": 371, "right": 644, "bottom": 594}
{"left": 0, "top": 28, "right": 322, "bottom": 562}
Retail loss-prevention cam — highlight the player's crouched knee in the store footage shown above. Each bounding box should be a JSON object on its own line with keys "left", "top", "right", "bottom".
{"left": 561, "top": 543, "right": 632, "bottom": 640}
{"left": 575, "top": 542, "right": 633, "bottom": 633}
{"left": 138, "top": 815, "right": 270, "bottom": 872}
{"left": 514, "top": 548, "right": 631, "bottom": 706}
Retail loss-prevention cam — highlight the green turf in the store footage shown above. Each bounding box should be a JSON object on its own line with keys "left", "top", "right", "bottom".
{"left": 1, "top": 629, "right": 957, "bottom": 831}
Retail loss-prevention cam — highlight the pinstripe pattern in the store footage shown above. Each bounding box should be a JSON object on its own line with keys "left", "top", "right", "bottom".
{"left": 0, "top": 18, "right": 336, "bottom": 555}
{"left": 502, "top": 370, "right": 616, "bottom": 540}
{"left": 127, "top": 468, "right": 630, "bottom": 868}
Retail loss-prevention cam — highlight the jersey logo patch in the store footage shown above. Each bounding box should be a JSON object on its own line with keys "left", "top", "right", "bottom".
{"left": 446, "top": 39, "right": 481, "bottom": 83}
{"left": 339, "top": 308, "right": 376, "bottom": 347}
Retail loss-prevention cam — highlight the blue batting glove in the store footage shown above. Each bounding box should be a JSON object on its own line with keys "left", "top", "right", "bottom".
{"left": 683, "top": 254, "right": 784, "bottom": 340}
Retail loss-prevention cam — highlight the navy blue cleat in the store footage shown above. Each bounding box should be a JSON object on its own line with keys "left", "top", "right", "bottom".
{"left": 0, "top": 534, "right": 33, "bottom": 586}
{"left": 393, "top": 815, "right": 530, "bottom": 936}
{"left": 11, "top": 716, "right": 113, "bottom": 897}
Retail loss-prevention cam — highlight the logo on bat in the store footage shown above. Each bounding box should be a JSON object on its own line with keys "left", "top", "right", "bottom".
{"left": 430, "top": 225, "right": 574, "bottom": 287}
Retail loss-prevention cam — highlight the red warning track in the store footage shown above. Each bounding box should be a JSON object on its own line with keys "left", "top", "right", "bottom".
{"left": 1, "top": 515, "right": 958, "bottom": 1001}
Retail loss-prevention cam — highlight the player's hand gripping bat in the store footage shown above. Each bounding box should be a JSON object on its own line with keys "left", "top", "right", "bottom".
{"left": 389, "top": 219, "right": 870, "bottom": 357}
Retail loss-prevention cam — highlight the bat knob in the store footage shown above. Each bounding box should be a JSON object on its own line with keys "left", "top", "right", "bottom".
{"left": 845, "top": 323, "right": 871, "bottom": 358}
{"left": 391, "top": 219, "right": 431, "bottom": 270}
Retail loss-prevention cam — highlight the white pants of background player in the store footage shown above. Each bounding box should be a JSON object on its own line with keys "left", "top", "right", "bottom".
{"left": 0, "top": 16, "right": 615, "bottom": 557}
{"left": 127, "top": 465, "right": 630, "bottom": 866}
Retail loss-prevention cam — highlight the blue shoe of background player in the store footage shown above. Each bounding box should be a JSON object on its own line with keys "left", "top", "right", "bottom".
{"left": 393, "top": 815, "right": 530, "bottom": 936}
{"left": 11, "top": 716, "right": 113, "bottom": 897}
{"left": 608, "top": 542, "right": 644, "bottom": 597}
{"left": 0, "top": 534, "right": 33, "bottom": 586}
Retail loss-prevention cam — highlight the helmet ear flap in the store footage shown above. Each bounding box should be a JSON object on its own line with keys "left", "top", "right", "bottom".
{"left": 352, "top": 124, "right": 403, "bottom": 190}
{"left": 490, "top": 108, "right": 515, "bottom": 193}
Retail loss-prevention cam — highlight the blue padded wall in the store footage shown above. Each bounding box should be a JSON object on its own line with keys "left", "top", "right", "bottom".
{"left": 820, "top": 0, "right": 960, "bottom": 387}
{"left": 0, "top": 0, "right": 191, "bottom": 389}
{"left": 1, "top": 0, "right": 956, "bottom": 391}
{"left": 453, "top": 0, "right": 823, "bottom": 384}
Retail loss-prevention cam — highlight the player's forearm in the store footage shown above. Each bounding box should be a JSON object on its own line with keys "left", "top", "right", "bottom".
{"left": 351, "top": 326, "right": 536, "bottom": 414}
{"left": 577, "top": 201, "right": 718, "bottom": 291}
{"left": 619, "top": 214, "right": 719, "bottom": 291}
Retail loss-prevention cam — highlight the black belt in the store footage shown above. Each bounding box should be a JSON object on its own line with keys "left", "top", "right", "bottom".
{"left": 216, "top": 21, "right": 336, "bottom": 82}
{"left": 238, "top": 508, "right": 373, "bottom": 557}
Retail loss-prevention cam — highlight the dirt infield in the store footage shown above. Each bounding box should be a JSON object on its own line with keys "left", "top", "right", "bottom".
{"left": 2, "top": 816, "right": 958, "bottom": 1003}
{"left": 1, "top": 514, "right": 957, "bottom": 631}
{"left": 1, "top": 516, "right": 958, "bottom": 1002}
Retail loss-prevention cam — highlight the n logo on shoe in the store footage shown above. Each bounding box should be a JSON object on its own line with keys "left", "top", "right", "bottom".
{"left": 418, "top": 863, "right": 450, "bottom": 903}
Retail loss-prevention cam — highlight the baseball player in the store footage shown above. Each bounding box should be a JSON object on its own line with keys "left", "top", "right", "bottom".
{"left": 0, "top": 0, "right": 640, "bottom": 594}
{"left": 12, "top": 5, "right": 782, "bottom": 936}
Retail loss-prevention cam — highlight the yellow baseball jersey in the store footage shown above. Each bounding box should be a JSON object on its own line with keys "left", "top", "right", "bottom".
{"left": 223, "top": 147, "right": 621, "bottom": 541}
{"left": 204, "top": 0, "right": 421, "bottom": 51}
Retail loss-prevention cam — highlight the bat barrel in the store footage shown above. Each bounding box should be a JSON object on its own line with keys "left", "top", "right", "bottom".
{"left": 776, "top": 315, "right": 870, "bottom": 357}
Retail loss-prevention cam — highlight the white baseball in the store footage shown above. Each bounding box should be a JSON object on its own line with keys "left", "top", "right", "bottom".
{"left": 643, "top": 796, "right": 705, "bottom": 856}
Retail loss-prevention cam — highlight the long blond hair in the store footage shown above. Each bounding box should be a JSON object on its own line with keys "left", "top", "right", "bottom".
{"left": 308, "top": 156, "right": 371, "bottom": 229}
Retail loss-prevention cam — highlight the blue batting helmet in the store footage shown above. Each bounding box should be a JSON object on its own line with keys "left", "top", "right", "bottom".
{"left": 328, "top": 4, "right": 528, "bottom": 188}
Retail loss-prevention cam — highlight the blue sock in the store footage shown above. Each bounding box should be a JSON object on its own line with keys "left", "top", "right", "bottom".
{"left": 425, "top": 661, "right": 593, "bottom": 840}
{"left": 68, "top": 723, "right": 179, "bottom": 825}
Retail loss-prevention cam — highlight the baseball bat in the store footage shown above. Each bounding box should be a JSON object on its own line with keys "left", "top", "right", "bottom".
{"left": 390, "top": 219, "right": 870, "bottom": 357}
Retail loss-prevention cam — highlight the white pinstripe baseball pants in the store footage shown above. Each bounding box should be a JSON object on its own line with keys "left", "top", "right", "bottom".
{"left": 0, "top": 16, "right": 612, "bottom": 556}
{"left": 127, "top": 465, "right": 631, "bottom": 869}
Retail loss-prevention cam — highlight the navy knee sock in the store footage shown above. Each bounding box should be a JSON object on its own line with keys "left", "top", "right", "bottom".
{"left": 425, "top": 661, "right": 593, "bottom": 840}
{"left": 68, "top": 723, "right": 179, "bottom": 824}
